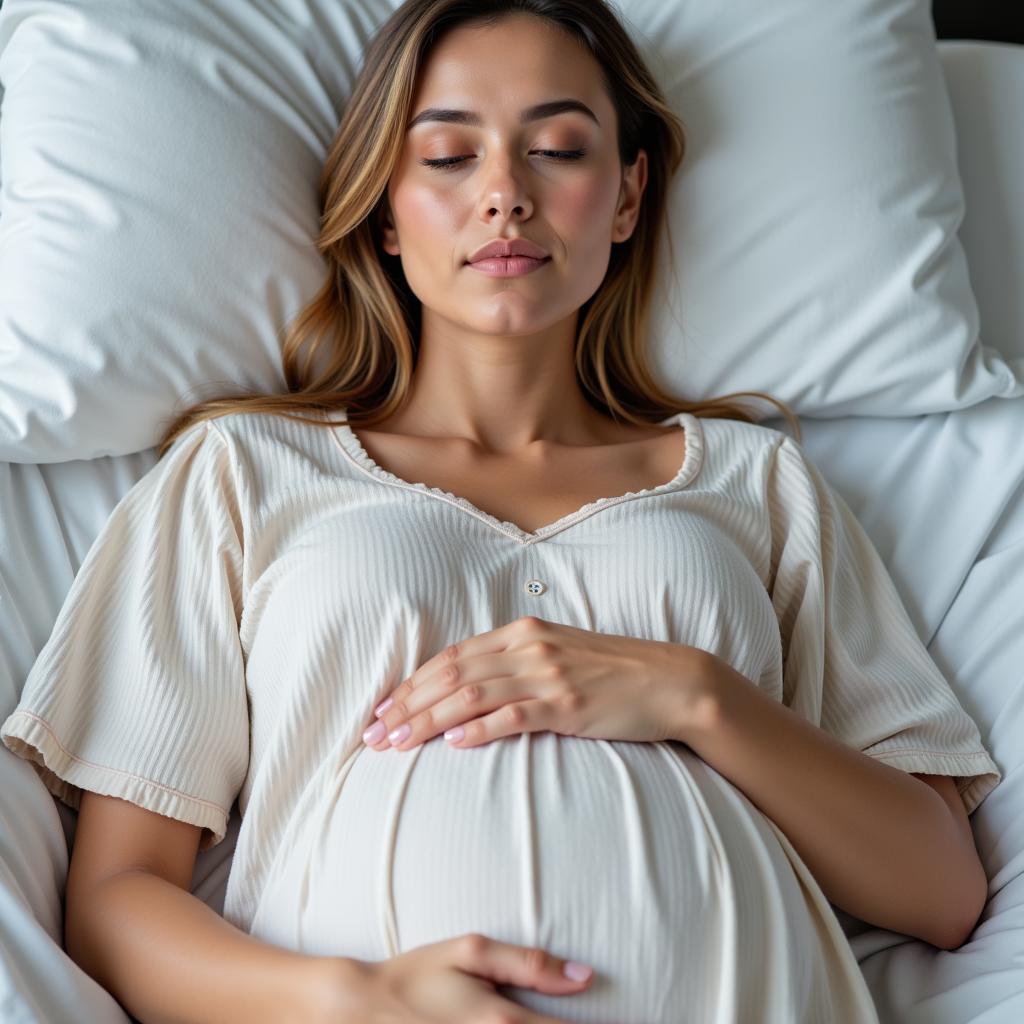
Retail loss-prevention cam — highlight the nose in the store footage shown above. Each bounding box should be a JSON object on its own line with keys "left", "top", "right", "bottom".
{"left": 477, "top": 156, "right": 534, "bottom": 222}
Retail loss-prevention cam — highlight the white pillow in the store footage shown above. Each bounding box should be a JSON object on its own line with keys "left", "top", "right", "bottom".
{"left": 938, "top": 41, "right": 1024, "bottom": 362}
{"left": 640, "top": 1, "right": 1022, "bottom": 416}
{"left": 0, "top": 0, "right": 1020, "bottom": 463}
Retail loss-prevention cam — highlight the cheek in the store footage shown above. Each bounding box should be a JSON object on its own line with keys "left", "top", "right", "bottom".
{"left": 557, "top": 177, "right": 619, "bottom": 238}
{"left": 395, "top": 186, "right": 461, "bottom": 252}
{"left": 554, "top": 179, "right": 621, "bottom": 274}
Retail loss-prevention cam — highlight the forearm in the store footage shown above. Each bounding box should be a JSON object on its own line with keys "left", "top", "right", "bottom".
{"left": 66, "top": 869, "right": 354, "bottom": 1024}
{"left": 678, "top": 656, "right": 986, "bottom": 950}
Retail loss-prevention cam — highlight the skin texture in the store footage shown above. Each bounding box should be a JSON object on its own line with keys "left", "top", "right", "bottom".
{"left": 361, "top": 616, "right": 715, "bottom": 753}
{"left": 376, "top": 12, "right": 649, "bottom": 455}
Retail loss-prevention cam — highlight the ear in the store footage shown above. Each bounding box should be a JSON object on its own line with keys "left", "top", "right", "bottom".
{"left": 613, "top": 148, "right": 648, "bottom": 244}
{"left": 377, "top": 199, "right": 400, "bottom": 256}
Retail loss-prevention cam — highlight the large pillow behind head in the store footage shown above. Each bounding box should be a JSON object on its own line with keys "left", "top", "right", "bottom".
{"left": 0, "top": 0, "right": 383, "bottom": 463}
{"left": 1, "top": 0, "right": 1020, "bottom": 462}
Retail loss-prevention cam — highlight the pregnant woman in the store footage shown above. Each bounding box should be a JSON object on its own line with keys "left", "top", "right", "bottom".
{"left": 1, "top": 1, "right": 1001, "bottom": 1022}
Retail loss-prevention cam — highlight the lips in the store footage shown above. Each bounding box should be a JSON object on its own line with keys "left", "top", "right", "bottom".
{"left": 467, "top": 238, "right": 550, "bottom": 263}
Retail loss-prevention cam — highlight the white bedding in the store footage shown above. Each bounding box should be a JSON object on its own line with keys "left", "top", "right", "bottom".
{"left": 2, "top": 38, "right": 1023, "bottom": 1024}
{"left": 1, "top": 394, "right": 1021, "bottom": 1023}
{"left": 797, "top": 402, "right": 1024, "bottom": 1023}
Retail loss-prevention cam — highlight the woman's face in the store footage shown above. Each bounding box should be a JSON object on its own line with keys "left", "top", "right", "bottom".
{"left": 379, "top": 14, "right": 648, "bottom": 339}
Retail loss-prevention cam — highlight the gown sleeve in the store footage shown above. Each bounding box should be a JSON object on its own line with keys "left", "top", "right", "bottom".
{"left": 1, "top": 420, "right": 250, "bottom": 852}
{"left": 765, "top": 434, "right": 1001, "bottom": 816}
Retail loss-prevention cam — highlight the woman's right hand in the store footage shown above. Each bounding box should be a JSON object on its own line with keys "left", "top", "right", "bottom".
{"left": 312, "top": 931, "right": 595, "bottom": 1022}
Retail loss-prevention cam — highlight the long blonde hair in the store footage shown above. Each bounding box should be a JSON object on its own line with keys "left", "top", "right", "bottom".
{"left": 156, "top": 0, "right": 800, "bottom": 459}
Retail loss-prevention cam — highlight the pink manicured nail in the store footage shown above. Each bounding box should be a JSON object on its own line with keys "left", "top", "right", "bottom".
{"left": 388, "top": 723, "right": 411, "bottom": 745}
{"left": 563, "top": 961, "right": 593, "bottom": 982}
{"left": 363, "top": 721, "right": 386, "bottom": 744}
{"left": 375, "top": 697, "right": 393, "bottom": 717}
{"left": 444, "top": 726, "right": 464, "bottom": 743}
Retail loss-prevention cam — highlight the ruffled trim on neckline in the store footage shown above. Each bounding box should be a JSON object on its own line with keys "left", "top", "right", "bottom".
{"left": 327, "top": 408, "right": 705, "bottom": 543}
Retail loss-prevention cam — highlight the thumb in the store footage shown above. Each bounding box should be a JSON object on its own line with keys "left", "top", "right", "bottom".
{"left": 451, "top": 933, "right": 595, "bottom": 993}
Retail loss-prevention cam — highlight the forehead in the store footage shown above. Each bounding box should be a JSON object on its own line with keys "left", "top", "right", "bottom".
{"left": 410, "top": 16, "right": 611, "bottom": 124}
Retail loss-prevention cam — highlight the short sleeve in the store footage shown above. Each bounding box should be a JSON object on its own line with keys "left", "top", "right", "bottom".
{"left": 1, "top": 421, "right": 250, "bottom": 852}
{"left": 765, "top": 435, "right": 1001, "bottom": 817}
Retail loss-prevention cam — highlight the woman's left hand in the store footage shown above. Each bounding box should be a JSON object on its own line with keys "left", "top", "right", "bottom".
{"left": 361, "top": 616, "right": 719, "bottom": 752}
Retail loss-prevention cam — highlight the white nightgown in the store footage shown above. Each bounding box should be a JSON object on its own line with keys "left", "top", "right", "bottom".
{"left": 1, "top": 406, "right": 1000, "bottom": 1023}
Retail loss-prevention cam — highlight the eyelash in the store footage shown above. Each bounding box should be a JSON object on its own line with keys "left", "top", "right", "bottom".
{"left": 419, "top": 148, "right": 587, "bottom": 170}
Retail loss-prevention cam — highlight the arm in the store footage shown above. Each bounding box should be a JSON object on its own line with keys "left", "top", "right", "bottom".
{"left": 68, "top": 869, "right": 360, "bottom": 1024}
{"left": 677, "top": 654, "right": 989, "bottom": 951}
{"left": 65, "top": 791, "right": 360, "bottom": 1024}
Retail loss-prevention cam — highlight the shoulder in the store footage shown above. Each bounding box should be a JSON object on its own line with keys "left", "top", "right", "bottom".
{"left": 200, "top": 409, "right": 303, "bottom": 443}
{"left": 692, "top": 414, "right": 792, "bottom": 483}
{"left": 186, "top": 407, "right": 354, "bottom": 501}
{"left": 193, "top": 408, "right": 339, "bottom": 457}
{"left": 157, "top": 409, "right": 324, "bottom": 488}
{"left": 696, "top": 414, "right": 788, "bottom": 451}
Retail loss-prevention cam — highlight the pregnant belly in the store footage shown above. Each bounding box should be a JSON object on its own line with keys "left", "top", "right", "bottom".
{"left": 250, "top": 733, "right": 877, "bottom": 1023}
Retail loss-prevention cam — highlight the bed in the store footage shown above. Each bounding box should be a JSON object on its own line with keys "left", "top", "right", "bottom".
{"left": 1, "top": 1, "right": 1022, "bottom": 1021}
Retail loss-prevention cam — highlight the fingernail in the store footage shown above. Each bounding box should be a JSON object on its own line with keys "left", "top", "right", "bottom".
{"left": 388, "top": 723, "right": 411, "bottom": 745}
{"left": 563, "top": 961, "right": 592, "bottom": 982}
{"left": 363, "top": 721, "right": 386, "bottom": 744}
{"left": 444, "top": 725, "right": 464, "bottom": 743}
{"left": 375, "top": 697, "right": 393, "bottom": 717}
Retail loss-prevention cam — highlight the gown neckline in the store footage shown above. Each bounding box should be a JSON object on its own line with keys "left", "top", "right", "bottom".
{"left": 327, "top": 407, "right": 705, "bottom": 545}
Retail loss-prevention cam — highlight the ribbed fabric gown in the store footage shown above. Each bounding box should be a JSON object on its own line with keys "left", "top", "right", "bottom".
{"left": 3, "top": 407, "right": 1000, "bottom": 1023}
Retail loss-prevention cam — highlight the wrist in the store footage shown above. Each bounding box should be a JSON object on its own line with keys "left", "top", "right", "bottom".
{"left": 673, "top": 649, "right": 731, "bottom": 747}
{"left": 301, "top": 955, "right": 373, "bottom": 1024}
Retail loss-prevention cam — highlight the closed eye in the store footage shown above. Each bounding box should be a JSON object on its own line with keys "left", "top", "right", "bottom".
{"left": 420, "top": 148, "right": 587, "bottom": 170}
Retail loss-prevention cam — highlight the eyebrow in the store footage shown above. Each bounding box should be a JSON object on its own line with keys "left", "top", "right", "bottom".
{"left": 406, "top": 98, "right": 600, "bottom": 132}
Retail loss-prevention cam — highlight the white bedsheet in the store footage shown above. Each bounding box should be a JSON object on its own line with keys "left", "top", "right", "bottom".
{"left": 797, "top": 401, "right": 1024, "bottom": 1022}
{"left": 2, "top": 394, "right": 1022, "bottom": 1023}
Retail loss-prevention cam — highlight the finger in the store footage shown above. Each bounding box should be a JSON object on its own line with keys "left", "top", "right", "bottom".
{"left": 442, "top": 698, "right": 554, "bottom": 750}
{"left": 379, "top": 619, "right": 533, "bottom": 718}
{"left": 514, "top": 1010, "right": 586, "bottom": 1024}
{"left": 366, "top": 644, "right": 467, "bottom": 731}
{"left": 394, "top": 636, "right": 476, "bottom": 705}
{"left": 365, "top": 653, "right": 518, "bottom": 750}
{"left": 372, "top": 675, "right": 518, "bottom": 752}
{"left": 447, "top": 933, "right": 595, "bottom": 994}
